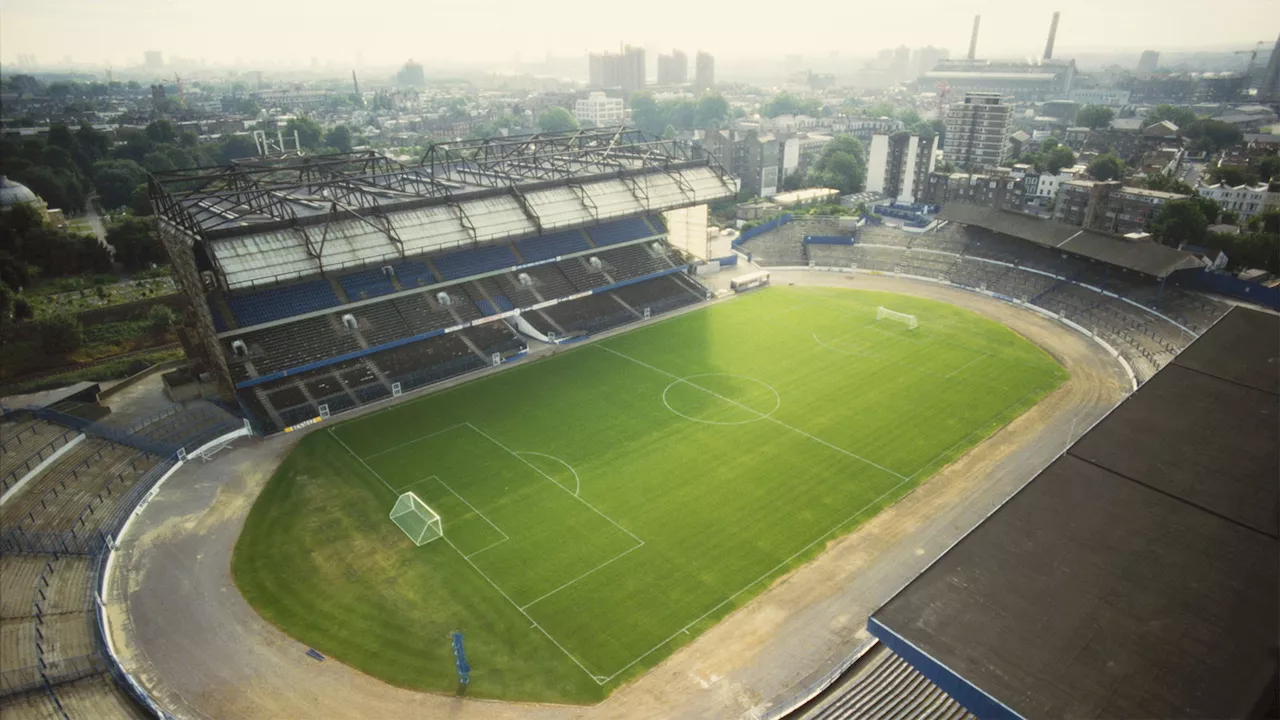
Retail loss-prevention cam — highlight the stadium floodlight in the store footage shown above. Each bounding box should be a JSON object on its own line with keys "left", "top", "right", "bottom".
{"left": 390, "top": 492, "right": 443, "bottom": 546}
{"left": 876, "top": 306, "right": 918, "bottom": 330}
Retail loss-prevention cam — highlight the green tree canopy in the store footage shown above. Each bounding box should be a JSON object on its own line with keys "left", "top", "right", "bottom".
{"left": 1151, "top": 198, "right": 1209, "bottom": 246}
{"left": 1142, "top": 173, "right": 1195, "bottom": 195}
{"left": 694, "top": 93, "right": 729, "bottom": 128}
{"left": 325, "top": 125, "right": 354, "bottom": 153}
{"left": 107, "top": 216, "right": 164, "bottom": 271}
{"left": 1145, "top": 105, "right": 1198, "bottom": 130}
{"left": 1044, "top": 145, "right": 1077, "bottom": 175}
{"left": 93, "top": 159, "right": 147, "bottom": 211}
{"left": 806, "top": 135, "right": 867, "bottom": 194}
{"left": 284, "top": 118, "right": 325, "bottom": 150}
{"left": 1184, "top": 119, "right": 1242, "bottom": 154}
{"left": 1076, "top": 105, "right": 1115, "bottom": 129}
{"left": 761, "top": 92, "right": 822, "bottom": 118}
{"left": 37, "top": 312, "right": 84, "bottom": 355}
{"left": 145, "top": 120, "right": 177, "bottom": 144}
{"left": 1209, "top": 164, "right": 1260, "bottom": 187}
{"left": 1087, "top": 153, "right": 1126, "bottom": 181}
{"left": 536, "top": 107, "right": 579, "bottom": 134}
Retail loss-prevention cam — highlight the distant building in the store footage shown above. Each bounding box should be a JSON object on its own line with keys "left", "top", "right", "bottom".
{"left": 944, "top": 92, "right": 1014, "bottom": 171}
{"left": 920, "top": 58, "right": 1076, "bottom": 101}
{"left": 835, "top": 116, "right": 905, "bottom": 148}
{"left": 695, "top": 52, "right": 715, "bottom": 92}
{"left": 1054, "top": 180, "right": 1186, "bottom": 235}
{"left": 252, "top": 89, "right": 334, "bottom": 111}
{"left": 574, "top": 92, "right": 625, "bottom": 126}
{"left": 1197, "top": 181, "right": 1280, "bottom": 222}
{"left": 891, "top": 46, "right": 912, "bottom": 83}
{"left": 1122, "top": 72, "right": 1247, "bottom": 104}
{"left": 1067, "top": 88, "right": 1131, "bottom": 106}
{"left": 912, "top": 46, "right": 950, "bottom": 80}
{"left": 1137, "top": 50, "right": 1160, "bottom": 75}
{"left": 866, "top": 133, "right": 938, "bottom": 204}
{"left": 588, "top": 46, "right": 646, "bottom": 93}
{"left": 144, "top": 51, "right": 163, "bottom": 69}
{"left": 657, "top": 50, "right": 688, "bottom": 85}
{"left": 922, "top": 168, "right": 1027, "bottom": 210}
{"left": 706, "top": 129, "right": 779, "bottom": 198}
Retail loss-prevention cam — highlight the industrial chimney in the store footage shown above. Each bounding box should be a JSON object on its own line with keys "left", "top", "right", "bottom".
{"left": 1043, "top": 12, "right": 1060, "bottom": 61}
{"left": 968, "top": 15, "right": 981, "bottom": 60}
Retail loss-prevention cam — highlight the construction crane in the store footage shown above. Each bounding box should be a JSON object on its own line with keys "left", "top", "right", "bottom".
{"left": 1235, "top": 41, "right": 1268, "bottom": 77}
{"left": 935, "top": 81, "right": 951, "bottom": 116}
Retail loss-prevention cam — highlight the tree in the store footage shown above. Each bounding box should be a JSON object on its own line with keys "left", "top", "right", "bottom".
{"left": 107, "top": 217, "right": 164, "bottom": 271}
{"left": 1076, "top": 105, "right": 1115, "bottom": 130}
{"left": 630, "top": 93, "right": 665, "bottom": 136}
{"left": 806, "top": 135, "right": 867, "bottom": 194}
{"left": 896, "top": 107, "right": 923, "bottom": 128}
{"left": 324, "top": 125, "right": 354, "bottom": 154}
{"left": 396, "top": 60, "right": 427, "bottom": 88}
{"left": 10, "top": 166, "right": 86, "bottom": 213}
{"left": 694, "top": 93, "right": 729, "bottom": 128}
{"left": 661, "top": 124, "right": 677, "bottom": 140}
{"left": 1151, "top": 198, "right": 1210, "bottom": 247}
{"left": 214, "top": 134, "right": 261, "bottom": 164}
{"left": 93, "top": 159, "right": 147, "bottom": 210}
{"left": 1041, "top": 137, "right": 1060, "bottom": 151}
{"left": 1219, "top": 209, "right": 1240, "bottom": 225}
{"left": 1143, "top": 173, "right": 1195, "bottom": 195}
{"left": 1145, "top": 105, "right": 1197, "bottom": 130}
{"left": 761, "top": 92, "right": 821, "bottom": 118}
{"left": 1044, "top": 146, "right": 1076, "bottom": 175}
{"left": 130, "top": 185, "right": 153, "bottom": 217}
{"left": 1087, "top": 153, "right": 1126, "bottom": 181}
{"left": 112, "top": 129, "right": 154, "bottom": 164}
{"left": 1208, "top": 164, "right": 1259, "bottom": 187}
{"left": 536, "top": 108, "right": 579, "bottom": 134}
{"left": 861, "top": 101, "right": 896, "bottom": 119}
{"left": 145, "top": 120, "right": 177, "bottom": 144}
{"left": 1258, "top": 155, "right": 1280, "bottom": 183}
{"left": 38, "top": 312, "right": 84, "bottom": 355}
{"left": 1184, "top": 119, "right": 1241, "bottom": 153}
{"left": 284, "top": 118, "right": 324, "bottom": 150}
{"left": 147, "top": 305, "right": 175, "bottom": 335}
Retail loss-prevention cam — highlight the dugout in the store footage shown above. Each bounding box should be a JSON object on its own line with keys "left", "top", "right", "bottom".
{"left": 868, "top": 307, "right": 1280, "bottom": 719}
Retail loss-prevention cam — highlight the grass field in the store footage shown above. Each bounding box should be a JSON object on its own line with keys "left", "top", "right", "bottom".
{"left": 232, "top": 286, "right": 1067, "bottom": 704}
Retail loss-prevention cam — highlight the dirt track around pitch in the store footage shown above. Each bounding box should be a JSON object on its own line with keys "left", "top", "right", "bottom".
{"left": 105, "top": 271, "right": 1128, "bottom": 719}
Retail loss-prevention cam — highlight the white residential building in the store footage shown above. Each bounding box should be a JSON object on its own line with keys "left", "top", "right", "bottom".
{"left": 574, "top": 92, "right": 625, "bottom": 126}
{"left": 866, "top": 133, "right": 938, "bottom": 204}
{"left": 1197, "top": 182, "right": 1280, "bottom": 222}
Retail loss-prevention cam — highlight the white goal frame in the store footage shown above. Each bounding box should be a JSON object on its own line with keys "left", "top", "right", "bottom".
{"left": 390, "top": 492, "right": 443, "bottom": 546}
{"left": 876, "top": 306, "right": 918, "bottom": 329}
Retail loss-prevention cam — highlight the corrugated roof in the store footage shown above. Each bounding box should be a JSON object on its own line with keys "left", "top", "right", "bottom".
{"left": 938, "top": 204, "right": 1203, "bottom": 277}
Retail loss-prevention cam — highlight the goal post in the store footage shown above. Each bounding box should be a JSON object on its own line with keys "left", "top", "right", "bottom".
{"left": 876, "top": 306, "right": 919, "bottom": 330}
{"left": 390, "top": 492, "right": 443, "bottom": 546}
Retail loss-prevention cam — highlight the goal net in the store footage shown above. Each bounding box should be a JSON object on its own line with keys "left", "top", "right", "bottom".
{"left": 390, "top": 492, "right": 443, "bottom": 546}
{"left": 876, "top": 306, "right": 918, "bottom": 330}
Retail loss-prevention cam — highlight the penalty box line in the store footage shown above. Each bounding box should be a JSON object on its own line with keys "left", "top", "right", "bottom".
{"left": 328, "top": 427, "right": 607, "bottom": 683}
{"left": 595, "top": 344, "right": 909, "bottom": 483}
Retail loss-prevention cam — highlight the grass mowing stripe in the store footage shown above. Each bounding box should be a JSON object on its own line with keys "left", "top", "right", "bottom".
{"left": 234, "top": 286, "right": 1066, "bottom": 703}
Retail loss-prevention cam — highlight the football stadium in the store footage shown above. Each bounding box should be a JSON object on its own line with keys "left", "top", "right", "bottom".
{"left": 1, "top": 129, "right": 1274, "bottom": 719}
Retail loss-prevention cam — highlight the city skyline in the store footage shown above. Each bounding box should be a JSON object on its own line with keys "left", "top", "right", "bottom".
{"left": 1, "top": 0, "right": 1275, "bottom": 70}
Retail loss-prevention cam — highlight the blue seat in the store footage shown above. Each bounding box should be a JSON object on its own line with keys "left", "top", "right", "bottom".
{"left": 226, "top": 279, "right": 340, "bottom": 328}
{"left": 390, "top": 260, "right": 437, "bottom": 287}
{"left": 514, "top": 230, "right": 589, "bottom": 263}
{"left": 432, "top": 244, "right": 518, "bottom": 281}
{"left": 339, "top": 268, "right": 397, "bottom": 301}
{"left": 588, "top": 218, "right": 655, "bottom": 247}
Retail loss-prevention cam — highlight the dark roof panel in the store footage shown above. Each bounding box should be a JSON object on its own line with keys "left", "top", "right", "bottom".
{"left": 1070, "top": 364, "right": 1279, "bottom": 538}
{"left": 1172, "top": 308, "right": 1280, "bottom": 395}
{"left": 872, "top": 454, "right": 1278, "bottom": 720}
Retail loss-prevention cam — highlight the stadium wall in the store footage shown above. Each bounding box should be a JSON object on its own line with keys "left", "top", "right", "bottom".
{"left": 1175, "top": 268, "right": 1280, "bottom": 310}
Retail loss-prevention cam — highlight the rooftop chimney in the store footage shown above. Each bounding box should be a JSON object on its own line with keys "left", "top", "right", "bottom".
{"left": 968, "top": 15, "right": 981, "bottom": 60}
{"left": 1043, "top": 12, "right": 1060, "bottom": 60}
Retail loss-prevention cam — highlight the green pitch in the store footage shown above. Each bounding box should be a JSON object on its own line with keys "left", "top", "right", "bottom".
{"left": 233, "top": 286, "right": 1066, "bottom": 703}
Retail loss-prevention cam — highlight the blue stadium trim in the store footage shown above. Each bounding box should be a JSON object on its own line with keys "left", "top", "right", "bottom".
{"left": 803, "top": 235, "right": 855, "bottom": 245}
{"left": 867, "top": 616, "right": 1024, "bottom": 720}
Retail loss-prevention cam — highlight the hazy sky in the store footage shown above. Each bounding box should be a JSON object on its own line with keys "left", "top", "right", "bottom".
{"left": 1, "top": 0, "right": 1275, "bottom": 68}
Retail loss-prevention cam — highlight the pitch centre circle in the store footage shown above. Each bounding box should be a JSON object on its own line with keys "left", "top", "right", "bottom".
{"left": 661, "top": 373, "right": 781, "bottom": 425}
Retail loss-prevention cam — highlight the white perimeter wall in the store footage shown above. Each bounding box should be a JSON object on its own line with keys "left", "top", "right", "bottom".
{"left": 866, "top": 134, "right": 889, "bottom": 195}
{"left": 664, "top": 204, "right": 711, "bottom": 259}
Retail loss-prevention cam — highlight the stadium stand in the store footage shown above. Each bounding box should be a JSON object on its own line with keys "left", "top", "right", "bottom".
{"left": 862, "top": 308, "right": 1279, "bottom": 720}
{"left": 338, "top": 267, "right": 397, "bottom": 301}
{"left": 432, "top": 243, "right": 519, "bottom": 281}
{"left": 513, "top": 229, "right": 590, "bottom": 262}
{"left": 0, "top": 401, "right": 244, "bottom": 719}
{"left": 226, "top": 278, "right": 340, "bottom": 327}
{"left": 797, "top": 643, "right": 975, "bottom": 720}
{"left": 0, "top": 421, "right": 79, "bottom": 494}
{"left": 587, "top": 216, "right": 660, "bottom": 246}
{"left": 750, "top": 221, "right": 1228, "bottom": 383}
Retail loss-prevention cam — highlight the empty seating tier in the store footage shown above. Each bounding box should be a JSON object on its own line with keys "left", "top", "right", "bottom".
{"left": 338, "top": 267, "right": 397, "bottom": 301}
{"left": 432, "top": 243, "right": 518, "bottom": 281}
{"left": 514, "top": 229, "right": 589, "bottom": 262}
{"left": 226, "top": 278, "right": 339, "bottom": 328}
{"left": 587, "top": 217, "right": 657, "bottom": 246}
